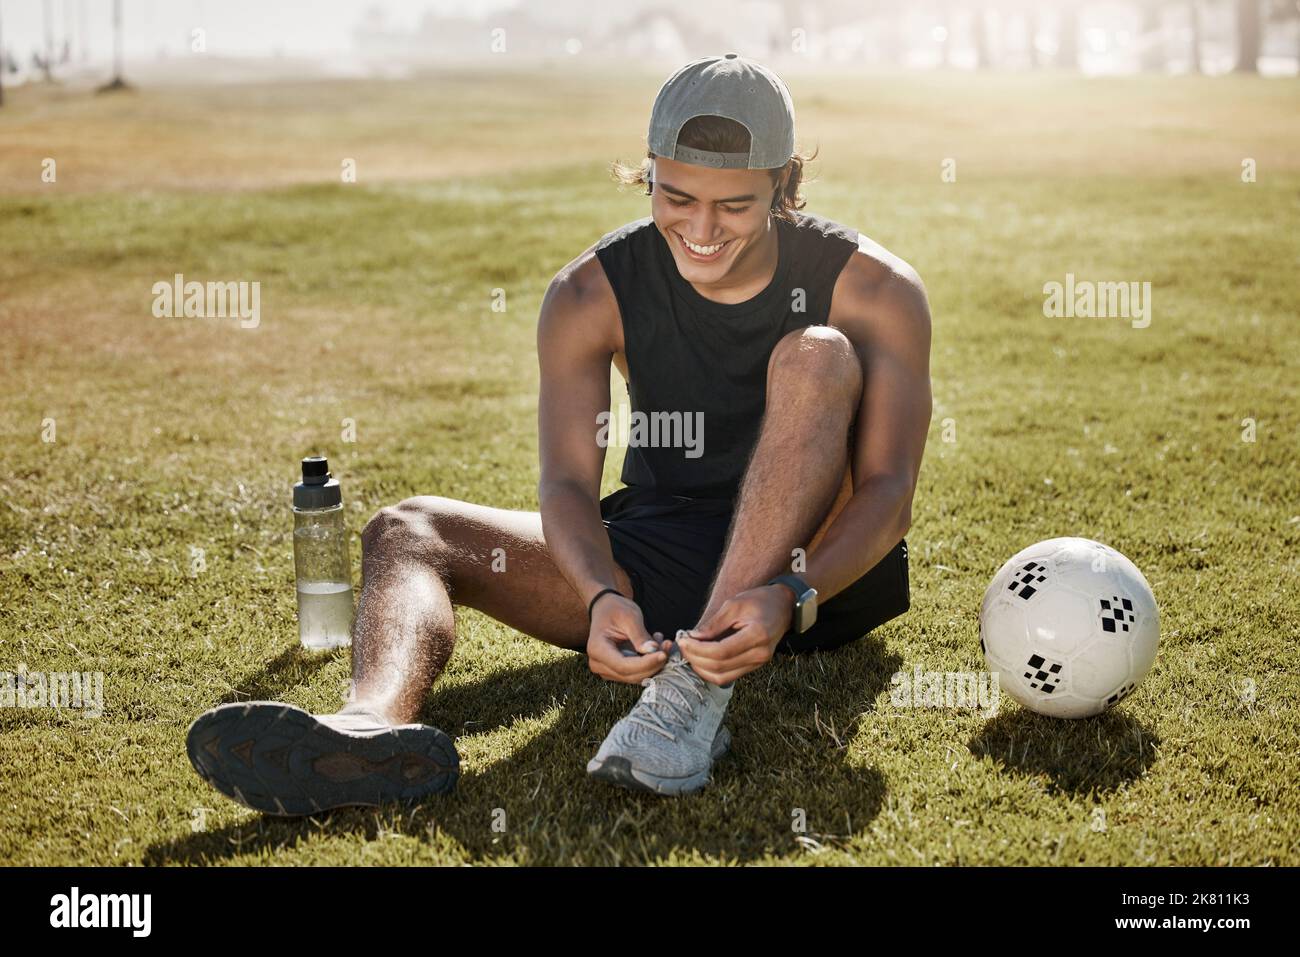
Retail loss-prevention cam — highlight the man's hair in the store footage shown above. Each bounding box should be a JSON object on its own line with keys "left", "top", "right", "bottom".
{"left": 610, "top": 114, "right": 816, "bottom": 224}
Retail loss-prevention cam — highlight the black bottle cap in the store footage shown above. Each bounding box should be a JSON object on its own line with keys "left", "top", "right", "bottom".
{"left": 294, "top": 455, "right": 342, "bottom": 509}
{"left": 301, "top": 455, "right": 330, "bottom": 484}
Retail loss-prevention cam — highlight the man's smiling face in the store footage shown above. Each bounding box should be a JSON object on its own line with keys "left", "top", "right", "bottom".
{"left": 650, "top": 156, "right": 783, "bottom": 285}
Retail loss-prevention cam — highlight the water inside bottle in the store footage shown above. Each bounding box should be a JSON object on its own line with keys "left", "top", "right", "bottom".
{"left": 296, "top": 580, "right": 354, "bottom": 650}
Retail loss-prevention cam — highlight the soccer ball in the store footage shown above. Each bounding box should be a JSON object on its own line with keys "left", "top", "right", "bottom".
{"left": 979, "top": 537, "right": 1159, "bottom": 718}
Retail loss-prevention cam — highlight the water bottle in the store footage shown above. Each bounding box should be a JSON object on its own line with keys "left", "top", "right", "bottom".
{"left": 292, "top": 455, "right": 354, "bottom": 650}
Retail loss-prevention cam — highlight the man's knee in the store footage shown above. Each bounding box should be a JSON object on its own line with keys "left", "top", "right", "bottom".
{"left": 767, "top": 325, "right": 862, "bottom": 406}
{"left": 361, "top": 497, "right": 452, "bottom": 569}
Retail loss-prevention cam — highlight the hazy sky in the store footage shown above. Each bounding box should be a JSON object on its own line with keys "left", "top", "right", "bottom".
{"left": 3, "top": 1, "right": 1287, "bottom": 76}
{"left": 1, "top": 0, "right": 525, "bottom": 58}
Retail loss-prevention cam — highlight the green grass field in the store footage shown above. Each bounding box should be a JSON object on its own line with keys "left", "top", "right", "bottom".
{"left": 1, "top": 68, "right": 1297, "bottom": 866}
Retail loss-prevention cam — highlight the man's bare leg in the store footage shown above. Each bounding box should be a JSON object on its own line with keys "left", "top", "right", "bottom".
{"left": 343, "top": 497, "right": 634, "bottom": 725}
{"left": 187, "top": 497, "right": 636, "bottom": 815}
{"left": 697, "top": 325, "right": 862, "bottom": 626}
{"left": 583, "top": 326, "right": 864, "bottom": 796}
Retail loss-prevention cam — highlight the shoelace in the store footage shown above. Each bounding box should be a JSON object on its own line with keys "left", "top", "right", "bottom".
{"left": 628, "top": 658, "right": 708, "bottom": 742}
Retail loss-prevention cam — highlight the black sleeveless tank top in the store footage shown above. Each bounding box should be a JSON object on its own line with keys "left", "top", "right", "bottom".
{"left": 594, "top": 210, "right": 859, "bottom": 502}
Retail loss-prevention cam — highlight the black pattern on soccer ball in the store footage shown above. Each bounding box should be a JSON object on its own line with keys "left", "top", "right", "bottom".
{"left": 1100, "top": 596, "right": 1135, "bottom": 634}
{"left": 1008, "top": 561, "right": 1048, "bottom": 600}
{"left": 1106, "top": 682, "right": 1136, "bottom": 707}
{"left": 1023, "top": 653, "right": 1064, "bottom": 694}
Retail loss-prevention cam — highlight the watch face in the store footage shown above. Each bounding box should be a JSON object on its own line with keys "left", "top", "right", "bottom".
{"left": 799, "top": 589, "right": 817, "bottom": 633}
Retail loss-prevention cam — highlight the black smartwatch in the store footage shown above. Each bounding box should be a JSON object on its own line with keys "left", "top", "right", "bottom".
{"left": 766, "top": 574, "right": 818, "bottom": 634}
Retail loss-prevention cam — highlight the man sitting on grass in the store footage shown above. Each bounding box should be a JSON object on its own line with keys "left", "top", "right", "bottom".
{"left": 186, "top": 53, "right": 932, "bottom": 814}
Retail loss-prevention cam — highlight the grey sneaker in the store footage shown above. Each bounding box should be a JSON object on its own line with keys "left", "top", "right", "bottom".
{"left": 186, "top": 701, "right": 459, "bottom": 816}
{"left": 587, "top": 643, "right": 733, "bottom": 795}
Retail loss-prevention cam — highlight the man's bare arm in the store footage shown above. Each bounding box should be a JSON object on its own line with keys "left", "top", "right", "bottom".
{"left": 537, "top": 252, "right": 666, "bottom": 678}
{"left": 803, "top": 245, "right": 933, "bottom": 603}
{"left": 536, "top": 252, "right": 624, "bottom": 607}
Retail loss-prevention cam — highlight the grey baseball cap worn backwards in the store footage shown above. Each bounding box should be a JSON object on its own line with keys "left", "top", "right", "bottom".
{"left": 648, "top": 52, "right": 795, "bottom": 170}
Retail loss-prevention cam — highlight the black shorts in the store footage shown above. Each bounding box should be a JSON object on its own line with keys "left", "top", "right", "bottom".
{"left": 597, "top": 485, "right": 909, "bottom": 656}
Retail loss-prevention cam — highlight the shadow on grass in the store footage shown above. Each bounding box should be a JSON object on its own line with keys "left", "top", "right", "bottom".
{"left": 967, "top": 707, "right": 1160, "bottom": 795}
{"left": 218, "top": 644, "right": 340, "bottom": 706}
{"left": 147, "top": 632, "right": 902, "bottom": 865}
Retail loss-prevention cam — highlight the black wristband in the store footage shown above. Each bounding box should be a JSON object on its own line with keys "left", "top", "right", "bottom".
{"left": 587, "top": 587, "right": 623, "bottom": 620}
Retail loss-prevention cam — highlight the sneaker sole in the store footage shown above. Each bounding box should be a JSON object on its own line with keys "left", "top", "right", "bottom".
{"left": 586, "top": 725, "right": 731, "bottom": 797}
{"left": 186, "top": 701, "right": 459, "bottom": 817}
